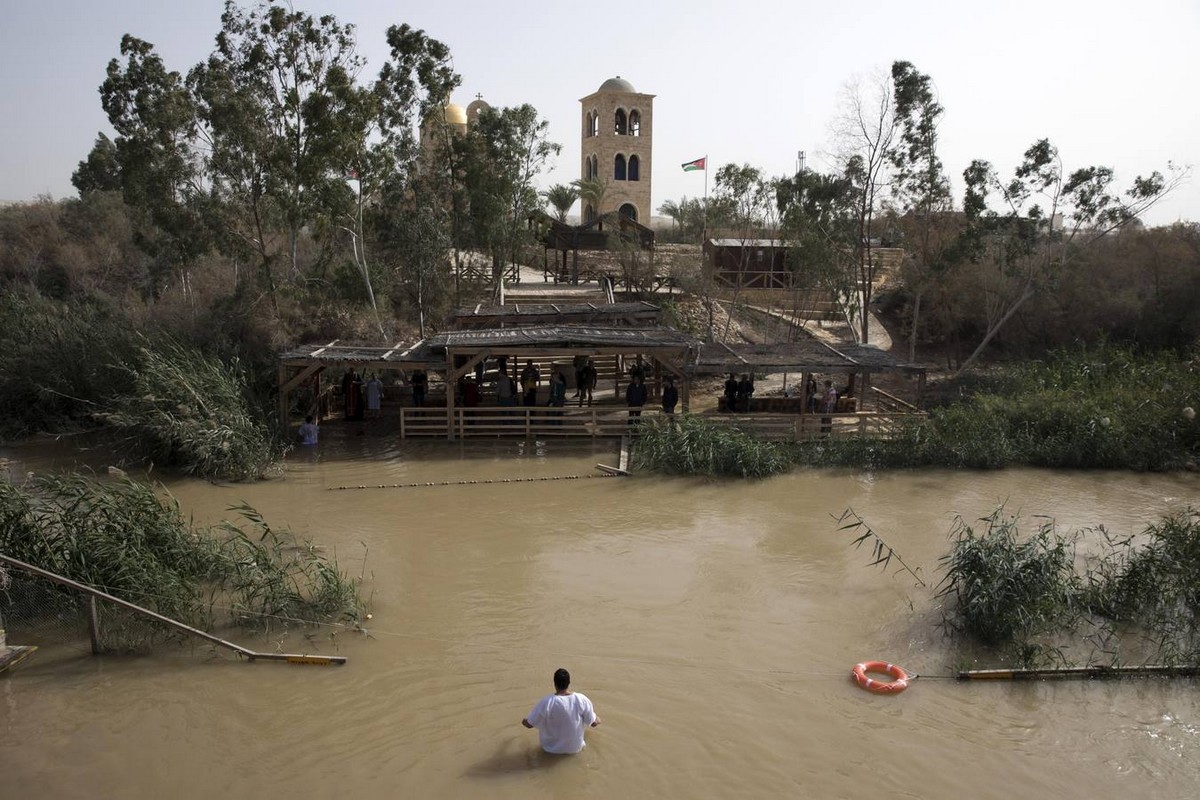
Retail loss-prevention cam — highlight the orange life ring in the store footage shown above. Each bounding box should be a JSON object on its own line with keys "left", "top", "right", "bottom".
{"left": 851, "top": 660, "right": 910, "bottom": 694}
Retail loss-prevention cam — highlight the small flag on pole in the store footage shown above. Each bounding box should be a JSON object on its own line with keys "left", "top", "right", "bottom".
{"left": 681, "top": 157, "right": 706, "bottom": 172}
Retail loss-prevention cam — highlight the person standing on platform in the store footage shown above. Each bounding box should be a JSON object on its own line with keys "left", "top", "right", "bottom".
{"left": 820, "top": 379, "right": 839, "bottom": 436}
{"left": 736, "top": 373, "right": 754, "bottom": 413}
{"left": 522, "top": 668, "right": 600, "bottom": 755}
{"left": 724, "top": 373, "right": 739, "bottom": 413}
{"left": 364, "top": 373, "right": 384, "bottom": 418}
{"left": 341, "top": 367, "right": 359, "bottom": 420}
{"left": 626, "top": 374, "right": 647, "bottom": 424}
{"left": 521, "top": 360, "right": 541, "bottom": 407}
{"left": 662, "top": 374, "right": 679, "bottom": 416}
{"left": 496, "top": 370, "right": 517, "bottom": 407}
{"left": 411, "top": 370, "right": 428, "bottom": 407}
{"left": 579, "top": 358, "right": 598, "bottom": 407}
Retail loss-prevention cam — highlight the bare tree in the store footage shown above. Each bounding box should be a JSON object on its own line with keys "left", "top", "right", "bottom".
{"left": 831, "top": 71, "right": 898, "bottom": 344}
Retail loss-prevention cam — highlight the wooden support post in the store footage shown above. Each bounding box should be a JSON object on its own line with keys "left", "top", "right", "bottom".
{"left": 446, "top": 350, "right": 456, "bottom": 442}
{"left": 87, "top": 595, "right": 102, "bottom": 654}
{"left": 278, "top": 364, "right": 290, "bottom": 432}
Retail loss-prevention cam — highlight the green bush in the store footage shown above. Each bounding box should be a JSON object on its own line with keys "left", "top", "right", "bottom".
{"left": 936, "top": 508, "right": 1080, "bottom": 665}
{"left": 0, "top": 475, "right": 365, "bottom": 638}
{"left": 633, "top": 415, "right": 791, "bottom": 478}
{"left": 98, "top": 338, "right": 281, "bottom": 481}
{"left": 0, "top": 292, "right": 138, "bottom": 439}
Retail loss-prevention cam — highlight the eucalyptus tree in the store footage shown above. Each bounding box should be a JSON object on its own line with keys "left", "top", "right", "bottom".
{"left": 188, "top": 1, "right": 365, "bottom": 304}
{"left": 776, "top": 167, "right": 860, "bottom": 331}
{"left": 888, "top": 60, "right": 956, "bottom": 361}
{"left": 365, "top": 22, "right": 460, "bottom": 337}
{"left": 955, "top": 141, "right": 1182, "bottom": 374}
{"left": 543, "top": 184, "right": 579, "bottom": 222}
{"left": 84, "top": 35, "right": 209, "bottom": 294}
{"left": 460, "top": 104, "right": 561, "bottom": 280}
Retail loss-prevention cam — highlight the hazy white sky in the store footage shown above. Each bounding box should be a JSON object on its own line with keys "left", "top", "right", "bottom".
{"left": 2, "top": 0, "right": 1197, "bottom": 225}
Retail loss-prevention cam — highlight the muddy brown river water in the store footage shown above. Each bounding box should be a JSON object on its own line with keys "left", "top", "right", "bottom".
{"left": 3, "top": 432, "right": 1200, "bottom": 798}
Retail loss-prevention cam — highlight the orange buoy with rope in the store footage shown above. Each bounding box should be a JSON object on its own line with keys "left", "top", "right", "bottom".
{"left": 851, "top": 660, "right": 910, "bottom": 694}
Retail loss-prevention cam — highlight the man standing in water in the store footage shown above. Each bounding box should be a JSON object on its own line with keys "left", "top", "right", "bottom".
{"left": 521, "top": 668, "right": 600, "bottom": 754}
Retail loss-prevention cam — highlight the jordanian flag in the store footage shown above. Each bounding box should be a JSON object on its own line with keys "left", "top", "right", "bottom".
{"left": 681, "top": 157, "right": 706, "bottom": 172}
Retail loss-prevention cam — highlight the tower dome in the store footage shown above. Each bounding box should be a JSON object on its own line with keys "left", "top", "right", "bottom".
{"left": 598, "top": 76, "right": 635, "bottom": 93}
{"left": 443, "top": 103, "right": 468, "bottom": 126}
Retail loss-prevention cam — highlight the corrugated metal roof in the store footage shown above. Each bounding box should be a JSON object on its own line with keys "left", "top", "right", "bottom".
{"left": 688, "top": 341, "right": 923, "bottom": 375}
{"left": 450, "top": 301, "right": 660, "bottom": 319}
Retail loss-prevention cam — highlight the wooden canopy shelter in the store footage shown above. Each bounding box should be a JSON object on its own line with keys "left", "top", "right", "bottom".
{"left": 449, "top": 301, "right": 661, "bottom": 330}
{"left": 530, "top": 210, "right": 655, "bottom": 285}
{"left": 689, "top": 340, "right": 926, "bottom": 411}
{"left": 277, "top": 339, "right": 434, "bottom": 425}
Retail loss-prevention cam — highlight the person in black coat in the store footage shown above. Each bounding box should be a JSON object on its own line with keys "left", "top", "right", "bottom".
{"left": 626, "top": 375, "right": 648, "bottom": 424}
{"left": 662, "top": 375, "right": 679, "bottom": 415}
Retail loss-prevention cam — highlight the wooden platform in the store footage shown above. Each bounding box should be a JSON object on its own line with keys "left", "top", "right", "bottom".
{"left": 0, "top": 645, "right": 38, "bottom": 674}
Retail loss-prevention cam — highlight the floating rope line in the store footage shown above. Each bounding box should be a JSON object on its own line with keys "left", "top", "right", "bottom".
{"left": 326, "top": 473, "right": 619, "bottom": 491}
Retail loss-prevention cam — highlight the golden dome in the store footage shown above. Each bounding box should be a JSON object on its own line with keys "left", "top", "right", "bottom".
{"left": 443, "top": 103, "right": 468, "bottom": 126}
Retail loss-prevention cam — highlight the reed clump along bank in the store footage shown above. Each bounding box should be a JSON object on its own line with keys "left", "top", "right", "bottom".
{"left": 934, "top": 507, "right": 1200, "bottom": 668}
{"left": 634, "top": 347, "right": 1200, "bottom": 477}
{"left": 98, "top": 339, "right": 281, "bottom": 481}
{"left": 633, "top": 415, "right": 790, "bottom": 478}
{"left": 0, "top": 474, "right": 365, "bottom": 649}
{"left": 0, "top": 294, "right": 282, "bottom": 481}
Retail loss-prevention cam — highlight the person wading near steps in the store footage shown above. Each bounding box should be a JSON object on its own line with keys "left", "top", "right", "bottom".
{"left": 522, "top": 668, "right": 600, "bottom": 754}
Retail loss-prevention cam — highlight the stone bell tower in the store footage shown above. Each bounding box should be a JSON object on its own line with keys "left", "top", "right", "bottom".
{"left": 579, "top": 76, "right": 654, "bottom": 224}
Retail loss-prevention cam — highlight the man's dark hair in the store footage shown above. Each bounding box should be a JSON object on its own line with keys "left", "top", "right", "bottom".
{"left": 553, "top": 668, "right": 570, "bottom": 691}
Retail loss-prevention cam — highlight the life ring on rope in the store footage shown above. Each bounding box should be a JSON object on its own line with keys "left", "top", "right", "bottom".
{"left": 851, "top": 660, "right": 910, "bottom": 694}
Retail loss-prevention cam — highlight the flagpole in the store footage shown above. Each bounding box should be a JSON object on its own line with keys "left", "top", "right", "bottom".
{"left": 702, "top": 154, "right": 709, "bottom": 243}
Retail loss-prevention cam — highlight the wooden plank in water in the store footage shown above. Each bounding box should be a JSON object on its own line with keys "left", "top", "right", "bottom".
{"left": 958, "top": 665, "right": 1200, "bottom": 681}
{"left": 0, "top": 645, "right": 38, "bottom": 674}
{"left": 596, "top": 464, "right": 629, "bottom": 476}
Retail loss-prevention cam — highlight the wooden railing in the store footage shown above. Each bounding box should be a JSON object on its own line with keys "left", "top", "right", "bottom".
{"left": 395, "top": 407, "right": 924, "bottom": 440}
{"left": 869, "top": 386, "right": 920, "bottom": 414}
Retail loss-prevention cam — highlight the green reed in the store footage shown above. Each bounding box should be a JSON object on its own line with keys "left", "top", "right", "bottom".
{"left": 0, "top": 474, "right": 365, "bottom": 648}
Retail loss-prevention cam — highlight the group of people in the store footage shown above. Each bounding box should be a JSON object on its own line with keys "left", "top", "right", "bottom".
{"left": 722, "top": 373, "right": 755, "bottom": 413}
{"left": 799, "top": 376, "right": 842, "bottom": 415}
{"left": 340, "top": 368, "right": 399, "bottom": 421}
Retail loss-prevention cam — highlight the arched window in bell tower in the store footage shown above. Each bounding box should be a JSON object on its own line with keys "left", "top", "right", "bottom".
{"left": 585, "top": 111, "right": 594, "bottom": 138}
{"left": 629, "top": 110, "right": 641, "bottom": 136}
{"left": 614, "top": 154, "right": 627, "bottom": 181}
{"left": 628, "top": 155, "right": 640, "bottom": 182}
{"left": 590, "top": 110, "right": 599, "bottom": 137}
{"left": 614, "top": 108, "right": 627, "bottom": 135}
{"left": 619, "top": 203, "right": 638, "bottom": 221}
{"left": 589, "top": 154, "right": 598, "bottom": 180}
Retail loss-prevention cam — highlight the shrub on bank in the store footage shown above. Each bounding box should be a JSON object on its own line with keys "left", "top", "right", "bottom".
{"left": 0, "top": 475, "right": 365, "bottom": 641}
{"left": 97, "top": 338, "right": 281, "bottom": 481}
{"left": 634, "top": 415, "right": 791, "bottom": 478}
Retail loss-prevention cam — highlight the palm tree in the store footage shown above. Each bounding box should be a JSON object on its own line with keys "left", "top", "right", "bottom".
{"left": 571, "top": 177, "right": 608, "bottom": 226}
{"left": 543, "top": 183, "right": 579, "bottom": 223}
{"left": 657, "top": 199, "right": 684, "bottom": 232}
